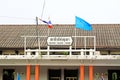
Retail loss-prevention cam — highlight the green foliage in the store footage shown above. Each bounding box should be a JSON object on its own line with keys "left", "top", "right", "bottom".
{"left": 63, "top": 52, "right": 69, "bottom": 55}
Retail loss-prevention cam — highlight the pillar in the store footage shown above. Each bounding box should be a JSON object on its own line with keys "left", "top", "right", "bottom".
{"left": 35, "top": 64, "right": 39, "bottom": 80}
{"left": 26, "top": 64, "right": 31, "bottom": 80}
{"left": 80, "top": 65, "right": 84, "bottom": 80}
{"left": 89, "top": 65, "right": 93, "bottom": 80}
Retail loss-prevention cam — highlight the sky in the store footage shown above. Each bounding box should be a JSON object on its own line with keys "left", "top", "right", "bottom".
{"left": 0, "top": 0, "right": 120, "bottom": 24}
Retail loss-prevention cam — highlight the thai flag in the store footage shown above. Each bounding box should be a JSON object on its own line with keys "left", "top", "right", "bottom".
{"left": 40, "top": 19, "right": 53, "bottom": 28}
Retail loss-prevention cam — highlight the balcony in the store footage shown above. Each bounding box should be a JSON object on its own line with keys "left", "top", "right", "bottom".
{"left": 0, "top": 50, "right": 120, "bottom": 60}
{"left": 0, "top": 36, "right": 120, "bottom": 66}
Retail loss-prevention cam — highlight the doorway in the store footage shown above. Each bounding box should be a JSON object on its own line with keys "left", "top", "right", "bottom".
{"left": 3, "top": 69, "right": 15, "bottom": 80}
{"left": 108, "top": 70, "right": 120, "bottom": 80}
{"left": 64, "top": 69, "right": 78, "bottom": 80}
{"left": 48, "top": 69, "right": 61, "bottom": 80}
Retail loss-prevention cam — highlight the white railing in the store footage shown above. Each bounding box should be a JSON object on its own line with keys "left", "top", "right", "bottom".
{"left": 22, "top": 36, "right": 96, "bottom": 54}
{"left": 0, "top": 52, "right": 120, "bottom": 60}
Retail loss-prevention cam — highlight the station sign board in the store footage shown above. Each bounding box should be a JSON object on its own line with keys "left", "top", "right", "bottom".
{"left": 47, "top": 37, "right": 73, "bottom": 45}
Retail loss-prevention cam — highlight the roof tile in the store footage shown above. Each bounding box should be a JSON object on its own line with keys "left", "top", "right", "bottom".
{"left": 0, "top": 24, "right": 120, "bottom": 50}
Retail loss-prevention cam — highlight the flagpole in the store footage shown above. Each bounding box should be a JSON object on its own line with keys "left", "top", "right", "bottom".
{"left": 48, "top": 28, "right": 50, "bottom": 36}
{"left": 37, "top": 0, "right": 46, "bottom": 51}
{"left": 75, "top": 16, "right": 76, "bottom": 50}
{"left": 41, "top": 0, "right": 50, "bottom": 37}
{"left": 75, "top": 16, "right": 92, "bottom": 51}
{"left": 41, "top": 0, "right": 46, "bottom": 19}
{"left": 37, "top": 0, "right": 46, "bottom": 53}
{"left": 75, "top": 15, "right": 77, "bottom": 50}
{"left": 36, "top": 17, "right": 41, "bottom": 50}
{"left": 75, "top": 27, "right": 76, "bottom": 50}
{"left": 48, "top": 16, "right": 50, "bottom": 36}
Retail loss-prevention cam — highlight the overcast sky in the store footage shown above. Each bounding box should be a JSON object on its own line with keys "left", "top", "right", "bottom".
{"left": 0, "top": 0, "right": 120, "bottom": 24}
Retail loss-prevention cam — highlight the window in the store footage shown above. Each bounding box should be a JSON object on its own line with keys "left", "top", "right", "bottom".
{"left": 3, "top": 69, "right": 15, "bottom": 80}
{"left": 0, "top": 50, "right": 3, "bottom": 55}
{"left": 48, "top": 69, "right": 61, "bottom": 80}
{"left": 31, "top": 52, "right": 35, "bottom": 55}
{"left": 15, "top": 50, "right": 19, "bottom": 55}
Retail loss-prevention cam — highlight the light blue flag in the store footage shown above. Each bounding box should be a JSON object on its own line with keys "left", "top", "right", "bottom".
{"left": 17, "top": 73, "right": 21, "bottom": 80}
{"left": 75, "top": 16, "right": 92, "bottom": 31}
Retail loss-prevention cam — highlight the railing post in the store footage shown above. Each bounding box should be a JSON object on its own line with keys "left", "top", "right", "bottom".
{"left": 90, "top": 49, "right": 93, "bottom": 56}
{"left": 69, "top": 46, "right": 72, "bottom": 57}
{"left": 80, "top": 49, "right": 84, "bottom": 59}
{"left": 81, "top": 49, "right": 84, "bottom": 56}
{"left": 36, "top": 51, "right": 39, "bottom": 56}
{"left": 27, "top": 49, "right": 31, "bottom": 56}
{"left": 47, "top": 46, "right": 50, "bottom": 56}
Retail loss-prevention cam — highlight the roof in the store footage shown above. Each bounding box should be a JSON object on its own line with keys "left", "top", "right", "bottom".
{"left": 0, "top": 24, "right": 120, "bottom": 50}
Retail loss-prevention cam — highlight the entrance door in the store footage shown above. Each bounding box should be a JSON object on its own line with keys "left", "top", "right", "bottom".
{"left": 64, "top": 69, "right": 78, "bottom": 80}
{"left": 3, "top": 69, "right": 15, "bottom": 80}
{"left": 48, "top": 69, "right": 61, "bottom": 80}
{"left": 108, "top": 70, "right": 120, "bottom": 80}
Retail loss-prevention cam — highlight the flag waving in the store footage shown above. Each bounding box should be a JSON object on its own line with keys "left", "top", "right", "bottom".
{"left": 75, "top": 16, "right": 92, "bottom": 31}
{"left": 39, "top": 18, "right": 53, "bottom": 28}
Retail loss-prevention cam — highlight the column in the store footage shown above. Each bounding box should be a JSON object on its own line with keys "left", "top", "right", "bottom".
{"left": 89, "top": 65, "right": 93, "bottom": 80}
{"left": 80, "top": 65, "right": 84, "bottom": 80}
{"left": 35, "top": 64, "right": 39, "bottom": 80}
{"left": 61, "top": 68, "right": 64, "bottom": 80}
{"left": 26, "top": 64, "right": 31, "bottom": 80}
